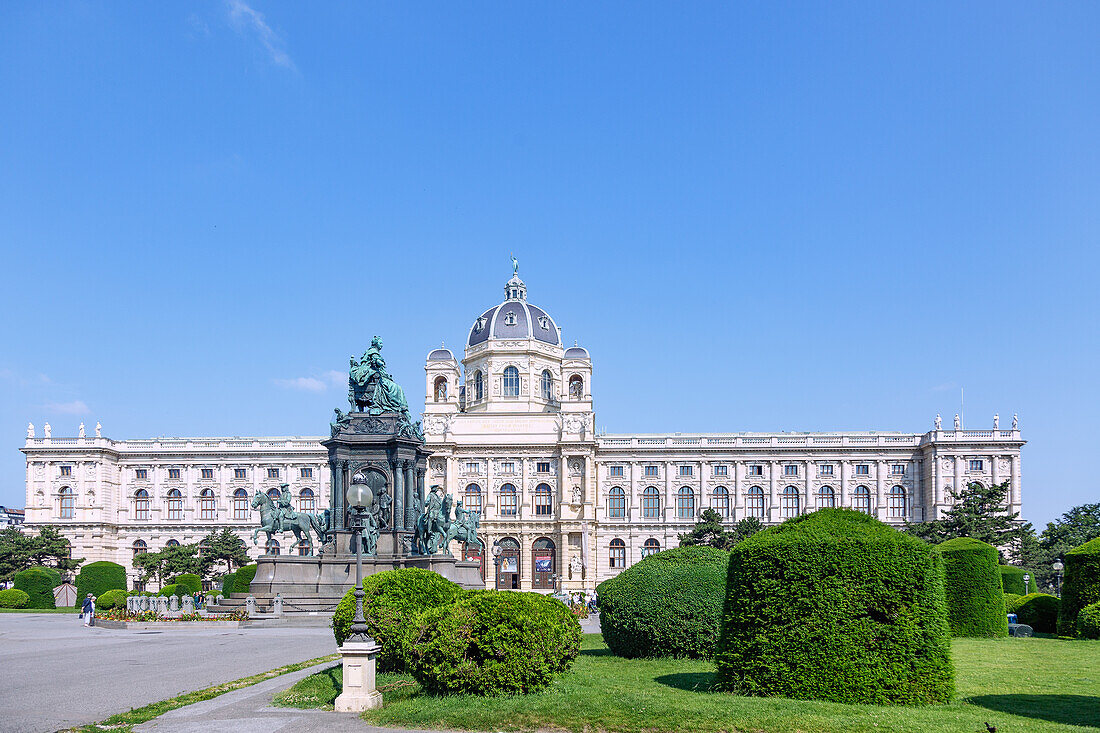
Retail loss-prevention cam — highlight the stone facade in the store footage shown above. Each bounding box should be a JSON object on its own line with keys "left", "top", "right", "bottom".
{"left": 21, "top": 271, "right": 1025, "bottom": 592}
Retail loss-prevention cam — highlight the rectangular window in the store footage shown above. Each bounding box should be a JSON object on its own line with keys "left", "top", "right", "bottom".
{"left": 891, "top": 464, "right": 905, "bottom": 475}
{"left": 200, "top": 468, "right": 214, "bottom": 480}
{"left": 679, "top": 465, "right": 693, "bottom": 477}
{"left": 60, "top": 466, "right": 71, "bottom": 477}
{"left": 234, "top": 468, "right": 247, "bottom": 480}
{"left": 820, "top": 464, "right": 834, "bottom": 476}
{"left": 855, "top": 465, "right": 869, "bottom": 476}
{"left": 969, "top": 459, "right": 984, "bottom": 472}
{"left": 168, "top": 468, "right": 181, "bottom": 480}
{"left": 748, "top": 465, "right": 763, "bottom": 477}
{"left": 135, "top": 469, "right": 148, "bottom": 480}
{"left": 300, "top": 467, "right": 313, "bottom": 479}
{"left": 608, "top": 465, "right": 624, "bottom": 477}
{"left": 783, "top": 465, "right": 798, "bottom": 476}
{"left": 501, "top": 461, "right": 515, "bottom": 474}
{"left": 466, "top": 462, "right": 481, "bottom": 474}
{"left": 537, "top": 461, "right": 551, "bottom": 473}
{"left": 714, "top": 465, "right": 728, "bottom": 477}
{"left": 644, "top": 466, "right": 659, "bottom": 477}
{"left": 267, "top": 468, "right": 280, "bottom": 479}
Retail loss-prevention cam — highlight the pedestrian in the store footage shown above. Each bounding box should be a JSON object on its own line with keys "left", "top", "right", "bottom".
{"left": 80, "top": 593, "right": 95, "bottom": 627}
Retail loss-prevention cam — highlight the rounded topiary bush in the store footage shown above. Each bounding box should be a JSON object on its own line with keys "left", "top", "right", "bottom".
{"left": 939, "top": 538, "right": 1008, "bottom": 638}
{"left": 75, "top": 561, "right": 127, "bottom": 606}
{"left": 1057, "top": 537, "right": 1100, "bottom": 636}
{"left": 597, "top": 545, "right": 729, "bottom": 658}
{"left": 715, "top": 508, "right": 954, "bottom": 705}
{"left": 234, "top": 564, "right": 257, "bottom": 594}
{"left": 1008, "top": 593, "right": 1059, "bottom": 633}
{"left": 1077, "top": 602, "right": 1100, "bottom": 640}
{"left": 14, "top": 568, "right": 58, "bottom": 609}
{"left": 97, "top": 588, "right": 128, "bottom": 609}
{"left": 406, "top": 590, "right": 581, "bottom": 695}
{"left": 999, "top": 565, "right": 1037, "bottom": 596}
{"left": 333, "top": 568, "right": 465, "bottom": 671}
{"left": 158, "top": 584, "right": 180, "bottom": 598}
{"left": 26, "top": 566, "right": 62, "bottom": 588}
{"left": 170, "top": 573, "right": 201, "bottom": 595}
{"left": 0, "top": 588, "right": 30, "bottom": 608}
{"left": 1004, "top": 592, "right": 1022, "bottom": 610}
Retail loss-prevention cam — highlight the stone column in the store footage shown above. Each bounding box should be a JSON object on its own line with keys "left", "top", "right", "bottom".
{"left": 405, "top": 463, "right": 418, "bottom": 528}
{"left": 415, "top": 465, "right": 425, "bottom": 511}
{"left": 876, "top": 460, "right": 886, "bottom": 519}
{"left": 335, "top": 640, "right": 384, "bottom": 712}
{"left": 394, "top": 461, "right": 406, "bottom": 531}
{"left": 768, "top": 461, "right": 778, "bottom": 522}
{"left": 330, "top": 459, "right": 344, "bottom": 532}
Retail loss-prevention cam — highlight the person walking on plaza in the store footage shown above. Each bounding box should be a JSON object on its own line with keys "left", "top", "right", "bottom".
{"left": 81, "top": 594, "right": 95, "bottom": 627}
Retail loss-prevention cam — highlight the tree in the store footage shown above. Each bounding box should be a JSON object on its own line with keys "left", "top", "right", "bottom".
{"left": 731, "top": 516, "right": 764, "bottom": 542}
{"left": 200, "top": 529, "right": 250, "bottom": 577}
{"left": 905, "top": 481, "right": 1029, "bottom": 550}
{"left": 1019, "top": 503, "right": 1100, "bottom": 592}
{"left": 0, "top": 526, "right": 83, "bottom": 582}
{"left": 679, "top": 509, "right": 737, "bottom": 550}
{"left": 133, "top": 542, "right": 211, "bottom": 585}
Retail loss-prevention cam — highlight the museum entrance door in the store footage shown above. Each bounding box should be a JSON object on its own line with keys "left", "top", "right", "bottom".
{"left": 532, "top": 537, "right": 556, "bottom": 590}
{"left": 497, "top": 537, "right": 520, "bottom": 589}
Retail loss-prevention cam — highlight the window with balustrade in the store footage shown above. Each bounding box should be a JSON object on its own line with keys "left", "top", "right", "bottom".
{"left": 853, "top": 485, "right": 872, "bottom": 514}
{"left": 711, "top": 486, "right": 730, "bottom": 518}
{"left": 642, "top": 486, "right": 659, "bottom": 518}
{"left": 816, "top": 485, "right": 836, "bottom": 509}
{"left": 676, "top": 487, "right": 695, "bottom": 519}
{"left": 534, "top": 483, "right": 553, "bottom": 516}
{"left": 134, "top": 489, "right": 150, "bottom": 520}
{"left": 499, "top": 483, "right": 518, "bottom": 516}
{"left": 299, "top": 488, "right": 315, "bottom": 512}
{"left": 609, "top": 539, "right": 626, "bottom": 569}
{"left": 781, "top": 486, "right": 800, "bottom": 518}
{"left": 167, "top": 489, "right": 183, "bottom": 519}
{"left": 746, "top": 486, "right": 765, "bottom": 518}
{"left": 608, "top": 487, "right": 626, "bottom": 518}
{"left": 233, "top": 488, "right": 249, "bottom": 519}
{"left": 200, "top": 489, "right": 216, "bottom": 519}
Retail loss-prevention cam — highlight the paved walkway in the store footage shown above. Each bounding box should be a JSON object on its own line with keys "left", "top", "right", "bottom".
{"left": 0, "top": 613, "right": 338, "bottom": 733}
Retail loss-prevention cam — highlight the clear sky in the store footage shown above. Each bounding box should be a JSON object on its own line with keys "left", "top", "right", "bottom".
{"left": 1, "top": 3, "right": 1097, "bottom": 528}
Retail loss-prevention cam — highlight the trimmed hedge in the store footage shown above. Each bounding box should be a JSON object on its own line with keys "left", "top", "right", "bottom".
{"left": 75, "top": 561, "right": 127, "bottom": 606}
{"left": 999, "top": 566, "right": 1037, "bottom": 596}
{"left": 939, "top": 538, "right": 1008, "bottom": 637}
{"left": 158, "top": 584, "right": 181, "bottom": 598}
{"left": 170, "top": 573, "right": 201, "bottom": 595}
{"left": 1077, "top": 602, "right": 1100, "bottom": 639}
{"left": 97, "top": 589, "right": 128, "bottom": 609}
{"left": 1003, "top": 593, "right": 1022, "bottom": 610}
{"left": 234, "top": 564, "right": 257, "bottom": 595}
{"left": 333, "top": 568, "right": 465, "bottom": 671}
{"left": 406, "top": 590, "right": 581, "bottom": 695}
{"left": 1057, "top": 537, "right": 1100, "bottom": 636}
{"left": 714, "top": 509, "right": 954, "bottom": 705}
{"left": 26, "top": 566, "right": 62, "bottom": 589}
{"left": 597, "top": 545, "right": 729, "bottom": 658}
{"left": 14, "top": 568, "right": 57, "bottom": 609}
{"left": 1008, "top": 593, "right": 1060, "bottom": 633}
{"left": 0, "top": 588, "right": 30, "bottom": 608}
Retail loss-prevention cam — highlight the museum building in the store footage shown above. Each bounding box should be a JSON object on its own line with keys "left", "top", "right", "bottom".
{"left": 21, "top": 270, "right": 1026, "bottom": 593}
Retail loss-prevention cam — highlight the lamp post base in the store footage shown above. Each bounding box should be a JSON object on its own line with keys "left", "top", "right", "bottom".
{"left": 334, "top": 640, "right": 384, "bottom": 712}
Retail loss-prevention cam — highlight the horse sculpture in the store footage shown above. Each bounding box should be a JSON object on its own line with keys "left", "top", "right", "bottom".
{"left": 444, "top": 507, "right": 483, "bottom": 556}
{"left": 415, "top": 493, "right": 453, "bottom": 555}
{"left": 250, "top": 492, "right": 329, "bottom": 554}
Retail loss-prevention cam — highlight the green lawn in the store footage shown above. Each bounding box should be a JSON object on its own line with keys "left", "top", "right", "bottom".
{"left": 274, "top": 633, "right": 1100, "bottom": 733}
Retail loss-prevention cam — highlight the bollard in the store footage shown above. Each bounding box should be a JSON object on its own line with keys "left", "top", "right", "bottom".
{"left": 272, "top": 594, "right": 283, "bottom": 616}
{"left": 169, "top": 596, "right": 180, "bottom": 613}
{"left": 182, "top": 595, "right": 194, "bottom": 614}
{"left": 245, "top": 595, "right": 256, "bottom": 618}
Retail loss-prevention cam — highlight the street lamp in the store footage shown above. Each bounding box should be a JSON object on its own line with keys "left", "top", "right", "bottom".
{"left": 1053, "top": 560, "right": 1065, "bottom": 598}
{"left": 492, "top": 541, "right": 503, "bottom": 590}
{"left": 1023, "top": 572, "right": 1031, "bottom": 595}
{"left": 345, "top": 479, "right": 375, "bottom": 643}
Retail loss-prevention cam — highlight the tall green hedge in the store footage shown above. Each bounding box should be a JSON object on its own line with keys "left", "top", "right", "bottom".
{"left": 1008, "top": 593, "right": 1059, "bottom": 633}
{"left": 939, "top": 538, "right": 1008, "bottom": 637}
{"left": 14, "top": 568, "right": 57, "bottom": 609}
{"left": 332, "top": 568, "right": 465, "bottom": 671}
{"left": 1057, "top": 537, "right": 1100, "bottom": 636}
{"left": 25, "top": 566, "right": 62, "bottom": 589}
{"left": 999, "top": 566, "right": 1037, "bottom": 596}
{"left": 233, "top": 564, "right": 257, "bottom": 595}
{"left": 714, "top": 509, "right": 954, "bottom": 705}
{"left": 1077, "top": 601, "right": 1100, "bottom": 640}
{"left": 75, "top": 561, "right": 127, "bottom": 606}
{"left": 170, "top": 573, "right": 201, "bottom": 595}
{"left": 597, "top": 546, "right": 729, "bottom": 658}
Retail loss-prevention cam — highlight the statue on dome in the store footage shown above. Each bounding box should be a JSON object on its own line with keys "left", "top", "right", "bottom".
{"left": 510, "top": 253, "right": 519, "bottom": 275}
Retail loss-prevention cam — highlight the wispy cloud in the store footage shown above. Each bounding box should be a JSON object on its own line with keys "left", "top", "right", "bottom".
{"left": 273, "top": 377, "right": 327, "bottom": 392}
{"left": 0, "top": 369, "right": 52, "bottom": 387}
{"left": 323, "top": 370, "right": 346, "bottom": 388}
{"left": 43, "top": 400, "right": 90, "bottom": 415}
{"left": 226, "top": 0, "right": 296, "bottom": 71}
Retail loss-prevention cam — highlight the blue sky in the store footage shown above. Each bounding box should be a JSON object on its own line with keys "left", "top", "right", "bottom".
{"left": 1, "top": 2, "right": 1097, "bottom": 528}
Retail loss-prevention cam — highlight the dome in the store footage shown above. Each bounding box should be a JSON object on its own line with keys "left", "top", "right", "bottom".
{"left": 427, "top": 347, "right": 456, "bottom": 362}
{"left": 564, "top": 345, "right": 590, "bottom": 359}
{"left": 466, "top": 271, "right": 562, "bottom": 348}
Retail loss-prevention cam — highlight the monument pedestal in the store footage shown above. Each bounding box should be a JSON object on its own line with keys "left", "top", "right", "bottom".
{"left": 334, "top": 640, "right": 384, "bottom": 712}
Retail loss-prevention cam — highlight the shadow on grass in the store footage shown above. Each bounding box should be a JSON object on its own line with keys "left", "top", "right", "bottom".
{"left": 654, "top": 672, "right": 717, "bottom": 693}
{"left": 967, "top": 694, "right": 1100, "bottom": 728}
{"left": 579, "top": 647, "right": 615, "bottom": 657}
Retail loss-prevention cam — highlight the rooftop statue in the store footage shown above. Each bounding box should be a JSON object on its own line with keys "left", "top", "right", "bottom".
{"left": 349, "top": 336, "right": 410, "bottom": 417}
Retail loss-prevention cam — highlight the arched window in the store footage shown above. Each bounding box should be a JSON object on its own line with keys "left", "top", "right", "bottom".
{"left": 200, "top": 488, "right": 216, "bottom": 520}
{"left": 642, "top": 538, "right": 661, "bottom": 558}
{"left": 474, "top": 370, "right": 483, "bottom": 401}
{"left": 541, "top": 370, "right": 554, "bottom": 400}
{"left": 569, "top": 374, "right": 584, "bottom": 399}
{"left": 642, "top": 487, "right": 660, "bottom": 518}
{"left": 166, "top": 539, "right": 180, "bottom": 548}
{"left": 496, "top": 537, "right": 520, "bottom": 589}
{"left": 816, "top": 485, "right": 836, "bottom": 509}
{"left": 134, "top": 489, "right": 150, "bottom": 520}
{"left": 608, "top": 487, "right": 626, "bottom": 518}
{"left": 233, "top": 488, "right": 249, "bottom": 520}
{"left": 266, "top": 487, "right": 281, "bottom": 500}
{"left": 609, "top": 538, "right": 626, "bottom": 569}
{"left": 711, "top": 486, "right": 730, "bottom": 518}
{"left": 853, "top": 485, "right": 872, "bottom": 514}
{"left": 132, "top": 539, "right": 147, "bottom": 560}
{"left": 464, "top": 484, "right": 482, "bottom": 512}
{"left": 59, "top": 487, "right": 74, "bottom": 519}
{"left": 299, "top": 488, "right": 315, "bottom": 513}
{"left": 266, "top": 538, "right": 280, "bottom": 555}
{"left": 499, "top": 483, "right": 518, "bottom": 516}
{"left": 781, "top": 486, "right": 800, "bottom": 518}
{"left": 503, "top": 366, "right": 520, "bottom": 397}
{"left": 167, "top": 488, "right": 183, "bottom": 520}
{"left": 888, "top": 485, "right": 907, "bottom": 518}
{"left": 434, "top": 376, "right": 447, "bottom": 402}
{"left": 534, "top": 483, "right": 553, "bottom": 516}
{"left": 298, "top": 539, "right": 311, "bottom": 556}
{"left": 747, "top": 486, "right": 765, "bottom": 518}
{"left": 676, "top": 487, "right": 695, "bottom": 519}
{"left": 532, "top": 537, "right": 556, "bottom": 589}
